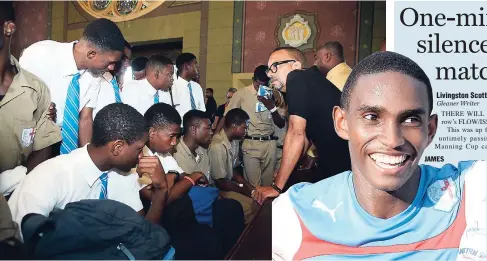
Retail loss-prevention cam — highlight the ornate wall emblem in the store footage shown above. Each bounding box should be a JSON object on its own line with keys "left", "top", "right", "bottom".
{"left": 77, "top": 0, "right": 165, "bottom": 22}
{"left": 276, "top": 12, "right": 318, "bottom": 52}
{"left": 281, "top": 14, "right": 311, "bottom": 48}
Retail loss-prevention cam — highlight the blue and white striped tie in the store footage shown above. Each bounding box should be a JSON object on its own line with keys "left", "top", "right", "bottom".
{"left": 187, "top": 82, "right": 196, "bottom": 110}
{"left": 60, "top": 73, "right": 81, "bottom": 155}
{"left": 154, "top": 91, "right": 159, "bottom": 104}
{"left": 99, "top": 172, "right": 108, "bottom": 199}
{"left": 111, "top": 78, "right": 122, "bottom": 103}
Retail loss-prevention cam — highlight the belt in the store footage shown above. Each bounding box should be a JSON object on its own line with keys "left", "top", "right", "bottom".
{"left": 244, "top": 135, "right": 277, "bottom": 141}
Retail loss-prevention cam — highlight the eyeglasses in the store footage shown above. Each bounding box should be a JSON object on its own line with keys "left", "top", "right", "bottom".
{"left": 266, "top": 60, "right": 296, "bottom": 74}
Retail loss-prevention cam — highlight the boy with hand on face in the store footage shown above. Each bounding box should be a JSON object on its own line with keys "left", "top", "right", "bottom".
{"left": 272, "top": 52, "right": 486, "bottom": 261}
{"left": 136, "top": 103, "right": 244, "bottom": 259}
{"left": 9, "top": 103, "right": 168, "bottom": 233}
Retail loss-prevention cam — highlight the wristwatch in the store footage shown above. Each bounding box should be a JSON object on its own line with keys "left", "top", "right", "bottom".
{"left": 167, "top": 170, "right": 181, "bottom": 182}
{"left": 271, "top": 182, "right": 282, "bottom": 194}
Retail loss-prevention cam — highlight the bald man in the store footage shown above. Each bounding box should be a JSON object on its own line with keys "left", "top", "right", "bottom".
{"left": 314, "top": 41, "right": 352, "bottom": 91}
{"left": 252, "top": 47, "right": 351, "bottom": 204}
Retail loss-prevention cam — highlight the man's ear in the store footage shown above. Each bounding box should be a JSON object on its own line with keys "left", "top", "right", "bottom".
{"left": 332, "top": 106, "right": 350, "bottom": 141}
{"left": 154, "top": 69, "right": 160, "bottom": 79}
{"left": 427, "top": 114, "right": 438, "bottom": 146}
{"left": 111, "top": 140, "right": 125, "bottom": 156}
{"left": 191, "top": 125, "right": 197, "bottom": 136}
{"left": 149, "top": 127, "right": 156, "bottom": 140}
{"left": 325, "top": 52, "right": 332, "bottom": 62}
{"left": 292, "top": 61, "right": 303, "bottom": 70}
{"left": 184, "top": 63, "right": 191, "bottom": 72}
{"left": 87, "top": 50, "right": 97, "bottom": 60}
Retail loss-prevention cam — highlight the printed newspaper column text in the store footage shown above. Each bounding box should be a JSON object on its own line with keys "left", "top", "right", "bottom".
{"left": 395, "top": 2, "right": 487, "bottom": 165}
{"left": 436, "top": 92, "right": 487, "bottom": 152}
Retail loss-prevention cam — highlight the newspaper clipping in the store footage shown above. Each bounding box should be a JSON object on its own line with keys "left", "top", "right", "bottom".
{"left": 395, "top": 1, "right": 487, "bottom": 167}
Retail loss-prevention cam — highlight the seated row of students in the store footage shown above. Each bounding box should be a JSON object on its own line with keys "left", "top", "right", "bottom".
{"left": 173, "top": 109, "right": 259, "bottom": 223}
{"left": 7, "top": 102, "right": 257, "bottom": 259}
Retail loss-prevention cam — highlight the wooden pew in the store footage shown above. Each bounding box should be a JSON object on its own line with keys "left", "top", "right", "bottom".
{"left": 224, "top": 166, "right": 319, "bottom": 260}
{"left": 225, "top": 198, "right": 272, "bottom": 260}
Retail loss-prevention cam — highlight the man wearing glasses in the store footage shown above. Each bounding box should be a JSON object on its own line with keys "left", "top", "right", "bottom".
{"left": 215, "top": 65, "right": 285, "bottom": 188}
{"left": 252, "top": 47, "right": 351, "bottom": 204}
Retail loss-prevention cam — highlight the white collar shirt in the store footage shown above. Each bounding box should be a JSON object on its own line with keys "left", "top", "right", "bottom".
{"left": 93, "top": 72, "right": 120, "bottom": 119}
{"left": 8, "top": 145, "right": 143, "bottom": 236}
{"left": 129, "top": 147, "right": 184, "bottom": 191}
{"left": 171, "top": 77, "right": 205, "bottom": 119}
{"left": 122, "top": 78, "right": 172, "bottom": 115}
{"left": 19, "top": 40, "right": 102, "bottom": 127}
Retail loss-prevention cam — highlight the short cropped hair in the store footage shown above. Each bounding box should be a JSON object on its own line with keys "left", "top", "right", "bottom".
{"left": 82, "top": 18, "right": 125, "bottom": 52}
{"left": 321, "top": 41, "right": 344, "bottom": 62}
{"left": 144, "top": 103, "right": 182, "bottom": 130}
{"left": 176, "top": 53, "right": 196, "bottom": 73}
{"left": 224, "top": 108, "right": 249, "bottom": 128}
{"left": 0, "top": 1, "right": 15, "bottom": 23}
{"left": 146, "top": 55, "right": 173, "bottom": 71}
{"left": 206, "top": 88, "right": 214, "bottom": 94}
{"left": 273, "top": 46, "right": 307, "bottom": 67}
{"left": 253, "top": 65, "right": 270, "bottom": 83}
{"left": 183, "top": 110, "right": 209, "bottom": 135}
{"left": 228, "top": 88, "right": 237, "bottom": 93}
{"left": 131, "top": 56, "right": 148, "bottom": 72}
{"left": 92, "top": 103, "right": 148, "bottom": 147}
{"left": 341, "top": 51, "right": 433, "bottom": 114}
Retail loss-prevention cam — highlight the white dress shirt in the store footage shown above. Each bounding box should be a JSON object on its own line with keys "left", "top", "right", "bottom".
{"left": 93, "top": 73, "right": 119, "bottom": 119}
{"left": 171, "top": 76, "right": 205, "bottom": 119}
{"left": 8, "top": 145, "right": 143, "bottom": 234}
{"left": 129, "top": 147, "right": 184, "bottom": 191}
{"left": 19, "top": 40, "right": 101, "bottom": 127}
{"left": 122, "top": 79, "right": 172, "bottom": 115}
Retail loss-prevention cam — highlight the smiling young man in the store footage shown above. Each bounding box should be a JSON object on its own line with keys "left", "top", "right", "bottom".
{"left": 272, "top": 52, "right": 486, "bottom": 260}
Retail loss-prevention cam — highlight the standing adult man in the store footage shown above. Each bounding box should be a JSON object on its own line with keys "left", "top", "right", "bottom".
{"left": 19, "top": 18, "right": 125, "bottom": 154}
{"left": 205, "top": 88, "right": 217, "bottom": 121}
{"left": 305, "top": 41, "right": 353, "bottom": 168}
{"left": 253, "top": 47, "right": 350, "bottom": 204}
{"left": 0, "top": 1, "right": 61, "bottom": 197}
{"left": 216, "top": 65, "right": 285, "bottom": 187}
{"left": 212, "top": 87, "right": 237, "bottom": 131}
{"left": 314, "top": 41, "right": 352, "bottom": 91}
{"left": 122, "top": 55, "right": 174, "bottom": 115}
{"left": 172, "top": 53, "right": 205, "bottom": 119}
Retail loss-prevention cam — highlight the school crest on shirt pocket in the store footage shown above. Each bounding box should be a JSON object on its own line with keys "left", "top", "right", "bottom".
{"left": 427, "top": 177, "right": 459, "bottom": 212}
{"left": 21, "top": 128, "right": 36, "bottom": 147}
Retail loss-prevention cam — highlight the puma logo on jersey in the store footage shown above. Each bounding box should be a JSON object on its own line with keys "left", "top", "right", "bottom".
{"left": 312, "top": 200, "right": 343, "bottom": 223}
